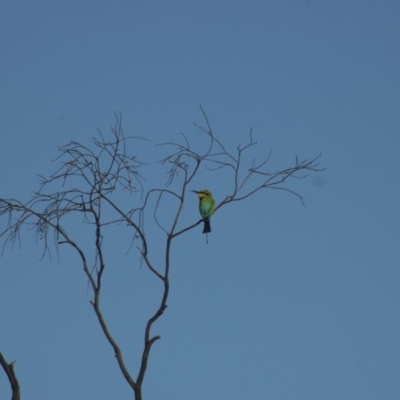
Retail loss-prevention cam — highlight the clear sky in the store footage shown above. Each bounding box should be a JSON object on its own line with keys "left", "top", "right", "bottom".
{"left": 1, "top": 1, "right": 399, "bottom": 399}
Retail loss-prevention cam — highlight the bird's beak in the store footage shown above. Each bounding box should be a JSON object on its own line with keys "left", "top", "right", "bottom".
{"left": 190, "top": 190, "right": 198, "bottom": 194}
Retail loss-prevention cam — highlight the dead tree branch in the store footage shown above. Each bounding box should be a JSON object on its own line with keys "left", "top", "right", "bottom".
{"left": 0, "top": 108, "right": 323, "bottom": 400}
{"left": 0, "top": 351, "right": 20, "bottom": 400}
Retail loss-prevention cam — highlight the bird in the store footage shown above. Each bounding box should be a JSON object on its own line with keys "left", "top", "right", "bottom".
{"left": 191, "top": 190, "right": 215, "bottom": 234}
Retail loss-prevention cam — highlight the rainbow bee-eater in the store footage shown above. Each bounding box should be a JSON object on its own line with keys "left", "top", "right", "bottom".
{"left": 191, "top": 190, "right": 215, "bottom": 234}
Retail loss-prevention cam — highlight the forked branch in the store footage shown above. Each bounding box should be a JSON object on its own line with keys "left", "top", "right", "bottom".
{"left": 0, "top": 351, "right": 20, "bottom": 400}
{"left": 0, "top": 109, "right": 323, "bottom": 400}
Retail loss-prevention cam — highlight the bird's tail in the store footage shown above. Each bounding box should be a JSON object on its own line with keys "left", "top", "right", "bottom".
{"left": 203, "top": 219, "right": 211, "bottom": 234}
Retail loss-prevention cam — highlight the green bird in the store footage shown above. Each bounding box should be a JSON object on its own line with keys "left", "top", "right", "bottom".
{"left": 191, "top": 189, "right": 216, "bottom": 233}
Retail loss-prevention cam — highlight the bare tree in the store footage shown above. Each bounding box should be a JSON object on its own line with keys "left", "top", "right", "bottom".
{"left": 0, "top": 108, "right": 322, "bottom": 400}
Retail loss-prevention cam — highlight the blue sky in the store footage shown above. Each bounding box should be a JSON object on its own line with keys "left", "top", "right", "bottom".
{"left": 1, "top": 1, "right": 399, "bottom": 399}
